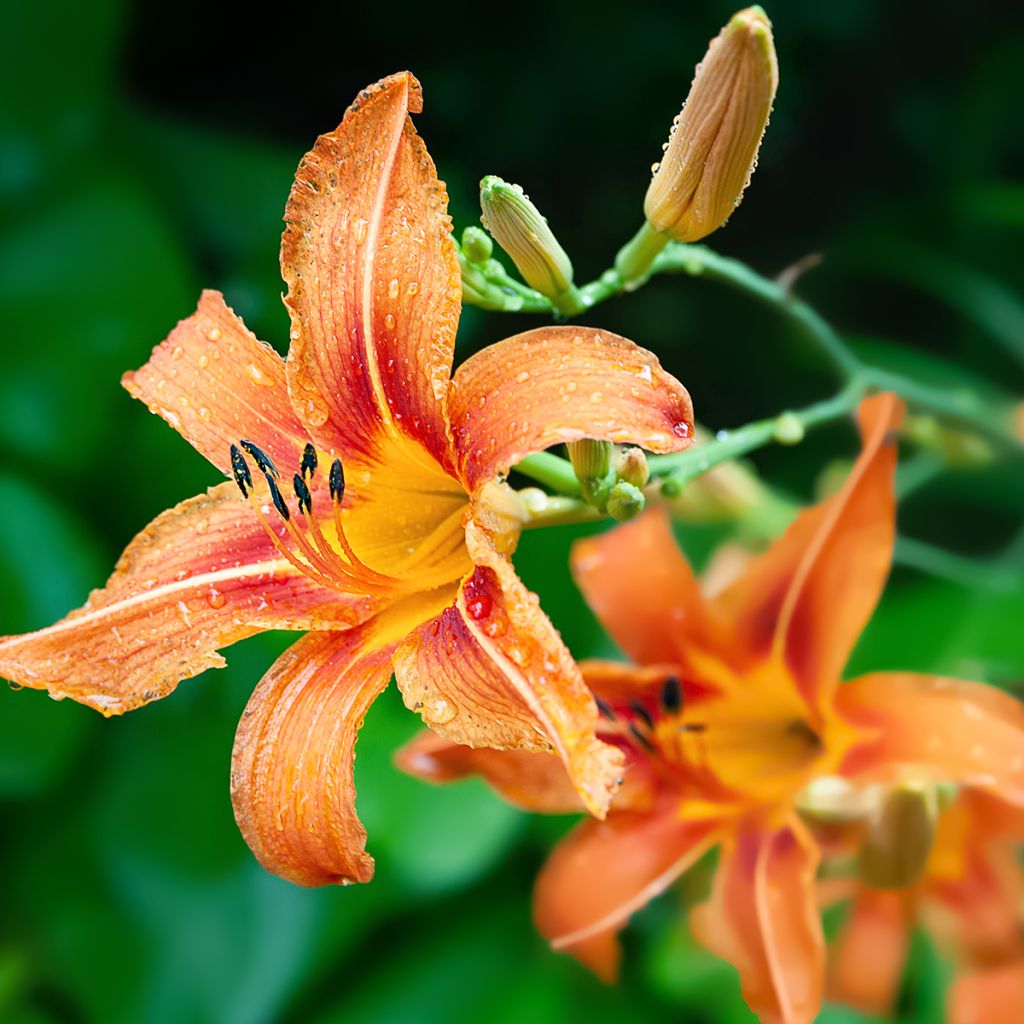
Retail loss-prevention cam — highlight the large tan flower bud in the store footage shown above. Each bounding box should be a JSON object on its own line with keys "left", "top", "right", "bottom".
{"left": 645, "top": 7, "right": 778, "bottom": 242}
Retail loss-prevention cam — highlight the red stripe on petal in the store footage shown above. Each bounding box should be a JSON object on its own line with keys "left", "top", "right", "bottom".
{"left": 282, "top": 72, "right": 460, "bottom": 470}
{"left": 0, "top": 484, "right": 371, "bottom": 715}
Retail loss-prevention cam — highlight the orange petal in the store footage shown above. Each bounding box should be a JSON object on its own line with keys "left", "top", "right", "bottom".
{"left": 691, "top": 818, "right": 824, "bottom": 1024}
{"left": 396, "top": 728, "right": 656, "bottom": 814}
{"left": 713, "top": 394, "right": 902, "bottom": 708}
{"left": 534, "top": 804, "right": 720, "bottom": 981}
{"left": 571, "top": 507, "right": 712, "bottom": 665}
{"left": 580, "top": 659, "right": 682, "bottom": 703}
{"left": 231, "top": 629, "right": 393, "bottom": 887}
{"left": 122, "top": 290, "right": 311, "bottom": 478}
{"left": 837, "top": 673, "right": 1024, "bottom": 805}
{"left": 448, "top": 328, "right": 694, "bottom": 492}
{"left": 949, "top": 963, "right": 1024, "bottom": 1024}
{"left": 392, "top": 519, "right": 624, "bottom": 818}
{"left": 0, "top": 484, "right": 369, "bottom": 715}
{"left": 828, "top": 888, "right": 910, "bottom": 1015}
{"left": 282, "top": 72, "right": 461, "bottom": 470}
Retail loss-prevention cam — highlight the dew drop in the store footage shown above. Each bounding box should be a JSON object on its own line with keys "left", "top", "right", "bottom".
{"left": 171, "top": 346, "right": 185, "bottom": 360}
{"left": 515, "top": 370, "right": 530, "bottom": 384}
{"left": 672, "top": 420, "right": 691, "bottom": 439}
{"left": 388, "top": 278, "right": 400, "bottom": 299}
{"left": 428, "top": 698, "right": 457, "bottom": 725}
{"left": 305, "top": 397, "right": 329, "bottom": 427}
{"left": 506, "top": 644, "right": 530, "bottom": 667}
{"left": 197, "top": 354, "right": 209, "bottom": 369}
{"left": 207, "top": 327, "right": 222, "bottom": 342}
{"left": 207, "top": 588, "right": 226, "bottom": 609}
{"left": 384, "top": 313, "right": 396, "bottom": 330}
{"left": 407, "top": 281, "right": 420, "bottom": 296}
{"left": 354, "top": 219, "right": 368, "bottom": 245}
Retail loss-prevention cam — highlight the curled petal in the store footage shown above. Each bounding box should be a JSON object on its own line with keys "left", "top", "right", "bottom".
{"left": 396, "top": 729, "right": 655, "bottom": 814}
{"left": 448, "top": 327, "right": 694, "bottom": 492}
{"left": 691, "top": 818, "right": 824, "bottom": 1024}
{"left": 837, "top": 673, "right": 1024, "bottom": 805}
{"left": 950, "top": 963, "right": 1024, "bottom": 1024}
{"left": 713, "top": 393, "right": 903, "bottom": 709}
{"left": 0, "top": 484, "right": 366, "bottom": 715}
{"left": 393, "top": 520, "right": 624, "bottom": 818}
{"left": 123, "top": 290, "right": 310, "bottom": 477}
{"left": 534, "top": 804, "right": 719, "bottom": 981}
{"left": 572, "top": 507, "right": 714, "bottom": 665}
{"left": 282, "top": 72, "right": 461, "bottom": 470}
{"left": 231, "top": 629, "right": 392, "bottom": 887}
{"left": 829, "top": 888, "right": 910, "bottom": 1015}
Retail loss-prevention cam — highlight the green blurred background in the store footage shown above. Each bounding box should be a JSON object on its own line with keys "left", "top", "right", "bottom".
{"left": 1, "top": 0, "right": 1022, "bottom": 1020}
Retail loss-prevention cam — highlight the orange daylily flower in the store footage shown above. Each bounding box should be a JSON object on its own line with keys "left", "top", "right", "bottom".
{"left": 0, "top": 72, "right": 695, "bottom": 887}
{"left": 399, "top": 392, "right": 1024, "bottom": 1023}
{"left": 827, "top": 789, "right": 1024, "bottom": 1023}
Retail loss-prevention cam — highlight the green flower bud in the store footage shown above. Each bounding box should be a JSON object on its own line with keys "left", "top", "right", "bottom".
{"left": 617, "top": 447, "right": 651, "bottom": 488}
{"left": 772, "top": 411, "right": 805, "bottom": 445}
{"left": 568, "top": 439, "right": 613, "bottom": 483}
{"left": 461, "top": 225, "right": 493, "bottom": 265}
{"left": 479, "top": 176, "right": 581, "bottom": 313}
{"left": 607, "top": 481, "right": 646, "bottom": 521}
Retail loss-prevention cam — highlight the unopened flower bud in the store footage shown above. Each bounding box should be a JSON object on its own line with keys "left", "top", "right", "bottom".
{"left": 479, "top": 176, "right": 581, "bottom": 314}
{"left": 607, "top": 481, "right": 646, "bottom": 521}
{"left": 772, "top": 411, "right": 804, "bottom": 446}
{"left": 903, "top": 414, "right": 994, "bottom": 467}
{"left": 617, "top": 447, "right": 650, "bottom": 488}
{"left": 461, "top": 225, "right": 493, "bottom": 265}
{"left": 568, "top": 439, "right": 613, "bottom": 483}
{"left": 644, "top": 6, "right": 778, "bottom": 243}
{"left": 858, "top": 781, "right": 939, "bottom": 890}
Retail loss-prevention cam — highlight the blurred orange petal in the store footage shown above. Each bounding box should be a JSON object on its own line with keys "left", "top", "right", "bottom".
{"left": 393, "top": 520, "right": 624, "bottom": 818}
{"left": 949, "top": 962, "right": 1024, "bottom": 1024}
{"left": 396, "top": 729, "right": 656, "bottom": 813}
{"left": 691, "top": 819, "right": 824, "bottom": 1024}
{"left": 837, "top": 673, "right": 1024, "bottom": 805}
{"left": 534, "top": 804, "right": 719, "bottom": 981}
{"left": 122, "top": 290, "right": 310, "bottom": 478}
{"left": 0, "top": 484, "right": 368, "bottom": 715}
{"left": 282, "top": 71, "right": 461, "bottom": 470}
{"left": 448, "top": 328, "right": 694, "bottom": 492}
{"left": 571, "top": 507, "right": 712, "bottom": 665}
{"left": 713, "top": 393, "right": 903, "bottom": 709}
{"left": 829, "top": 888, "right": 910, "bottom": 1015}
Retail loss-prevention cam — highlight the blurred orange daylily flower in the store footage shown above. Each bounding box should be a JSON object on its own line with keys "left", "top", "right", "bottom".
{"left": 827, "top": 789, "right": 1024, "bottom": 1024}
{"left": 0, "top": 72, "right": 696, "bottom": 887}
{"left": 399, "top": 393, "right": 1024, "bottom": 1023}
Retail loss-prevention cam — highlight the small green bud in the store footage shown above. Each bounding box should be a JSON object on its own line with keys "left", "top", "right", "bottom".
{"left": 607, "top": 481, "right": 646, "bottom": 521}
{"left": 772, "top": 412, "right": 805, "bottom": 446}
{"left": 568, "top": 439, "right": 613, "bottom": 482}
{"left": 617, "top": 447, "right": 650, "bottom": 488}
{"left": 660, "top": 477, "right": 682, "bottom": 498}
{"left": 858, "top": 781, "right": 939, "bottom": 890}
{"left": 479, "top": 176, "right": 580, "bottom": 312}
{"left": 461, "top": 225, "right": 493, "bottom": 265}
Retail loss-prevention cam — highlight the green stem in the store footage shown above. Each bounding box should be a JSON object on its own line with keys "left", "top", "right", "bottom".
{"left": 613, "top": 222, "right": 669, "bottom": 290}
{"left": 512, "top": 451, "right": 581, "bottom": 495}
{"left": 650, "top": 377, "right": 867, "bottom": 485}
{"left": 651, "top": 244, "right": 863, "bottom": 379}
{"left": 520, "top": 494, "right": 601, "bottom": 528}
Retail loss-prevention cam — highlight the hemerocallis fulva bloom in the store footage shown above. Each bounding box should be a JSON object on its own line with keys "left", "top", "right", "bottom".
{"left": 0, "top": 72, "right": 695, "bottom": 887}
{"left": 398, "top": 393, "right": 1024, "bottom": 1023}
{"left": 826, "top": 788, "right": 1024, "bottom": 1024}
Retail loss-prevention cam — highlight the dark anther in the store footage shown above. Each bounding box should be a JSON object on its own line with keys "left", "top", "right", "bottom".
{"left": 329, "top": 458, "right": 346, "bottom": 504}
{"left": 230, "top": 444, "right": 252, "bottom": 498}
{"left": 301, "top": 443, "right": 318, "bottom": 480}
{"left": 629, "top": 699, "right": 655, "bottom": 731}
{"left": 265, "top": 475, "right": 291, "bottom": 521}
{"left": 660, "top": 676, "right": 682, "bottom": 715}
{"left": 240, "top": 439, "right": 279, "bottom": 479}
{"left": 595, "top": 697, "right": 615, "bottom": 720}
{"left": 786, "top": 719, "right": 823, "bottom": 750}
{"left": 627, "top": 722, "right": 656, "bottom": 752}
{"left": 293, "top": 473, "right": 313, "bottom": 516}
{"left": 680, "top": 722, "right": 707, "bottom": 734}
